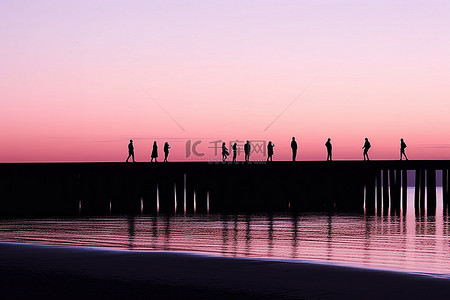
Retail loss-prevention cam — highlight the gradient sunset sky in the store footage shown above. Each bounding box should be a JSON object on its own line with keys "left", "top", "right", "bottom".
{"left": 1, "top": 0, "right": 449, "bottom": 162}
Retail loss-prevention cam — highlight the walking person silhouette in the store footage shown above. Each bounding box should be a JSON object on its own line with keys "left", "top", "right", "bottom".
{"left": 244, "top": 141, "right": 251, "bottom": 162}
{"left": 362, "top": 138, "right": 371, "bottom": 161}
{"left": 151, "top": 141, "right": 158, "bottom": 162}
{"left": 291, "top": 137, "right": 298, "bottom": 161}
{"left": 400, "top": 138, "right": 408, "bottom": 160}
{"left": 222, "top": 142, "right": 229, "bottom": 161}
{"left": 267, "top": 141, "right": 275, "bottom": 161}
{"left": 325, "top": 138, "right": 332, "bottom": 161}
{"left": 232, "top": 143, "right": 237, "bottom": 162}
{"left": 163, "top": 142, "right": 171, "bottom": 162}
{"left": 126, "top": 139, "right": 135, "bottom": 162}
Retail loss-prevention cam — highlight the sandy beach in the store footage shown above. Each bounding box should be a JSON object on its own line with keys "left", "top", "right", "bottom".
{"left": 0, "top": 243, "right": 449, "bottom": 299}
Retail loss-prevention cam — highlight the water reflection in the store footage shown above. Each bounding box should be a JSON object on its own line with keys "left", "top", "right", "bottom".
{"left": 221, "top": 214, "right": 229, "bottom": 255}
{"left": 292, "top": 214, "right": 298, "bottom": 259}
{"left": 245, "top": 214, "right": 251, "bottom": 256}
{"left": 128, "top": 215, "right": 135, "bottom": 249}
{"left": 164, "top": 215, "right": 170, "bottom": 250}
{"left": 268, "top": 214, "right": 274, "bottom": 257}
{"left": 0, "top": 190, "right": 449, "bottom": 275}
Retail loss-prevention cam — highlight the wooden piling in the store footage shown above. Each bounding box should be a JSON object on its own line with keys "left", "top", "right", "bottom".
{"left": 376, "top": 170, "right": 382, "bottom": 214}
{"left": 390, "top": 170, "right": 400, "bottom": 215}
{"left": 414, "top": 169, "right": 420, "bottom": 215}
{"left": 383, "top": 170, "right": 389, "bottom": 214}
{"left": 427, "top": 169, "right": 436, "bottom": 215}
{"left": 365, "top": 173, "right": 376, "bottom": 215}
{"left": 396, "top": 169, "right": 402, "bottom": 214}
{"left": 402, "top": 169, "right": 408, "bottom": 213}
{"left": 420, "top": 169, "right": 426, "bottom": 215}
{"left": 443, "top": 169, "right": 449, "bottom": 213}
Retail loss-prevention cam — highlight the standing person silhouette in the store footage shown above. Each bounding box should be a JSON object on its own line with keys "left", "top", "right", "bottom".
{"left": 291, "top": 137, "right": 298, "bottom": 161}
{"left": 126, "top": 139, "right": 135, "bottom": 162}
{"left": 362, "top": 138, "right": 371, "bottom": 161}
{"left": 267, "top": 141, "right": 275, "bottom": 161}
{"left": 221, "top": 142, "right": 229, "bottom": 161}
{"left": 151, "top": 141, "right": 158, "bottom": 162}
{"left": 244, "top": 141, "right": 251, "bottom": 162}
{"left": 232, "top": 143, "right": 237, "bottom": 162}
{"left": 400, "top": 138, "right": 408, "bottom": 160}
{"left": 163, "top": 142, "right": 171, "bottom": 162}
{"left": 325, "top": 138, "right": 332, "bottom": 161}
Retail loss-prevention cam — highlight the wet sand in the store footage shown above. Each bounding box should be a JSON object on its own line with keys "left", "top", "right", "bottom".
{"left": 1, "top": 243, "right": 449, "bottom": 299}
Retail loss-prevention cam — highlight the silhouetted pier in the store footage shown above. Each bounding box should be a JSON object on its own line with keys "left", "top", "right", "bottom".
{"left": 0, "top": 161, "right": 449, "bottom": 217}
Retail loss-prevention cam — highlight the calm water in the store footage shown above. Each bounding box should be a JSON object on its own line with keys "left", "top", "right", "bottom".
{"left": 0, "top": 188, "right": 449, "bottom": 277}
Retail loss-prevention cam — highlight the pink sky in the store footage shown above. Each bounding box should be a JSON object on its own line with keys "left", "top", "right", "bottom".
{"left": 1, "top": 0, "right": 449, "bottom": 162}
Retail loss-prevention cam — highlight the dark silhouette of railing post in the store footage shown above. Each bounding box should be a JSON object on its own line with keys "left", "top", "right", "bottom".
{"left": 443, "top": 169, "right": 449, "bottom": 214}
{"left": 175, "top": 173, "right": 184, "bottom": 214}
{"left": 376, "top": 170, "right": 382, "bottom": 214}
{"left": 414, "top": 169, "right": 420, "bottom": 215}
{"left": 420, "top": 169, "right": 426, "bottom": 215}
{"left": 382, "top": 170, "right": 389, "bottom": 214}
{"left": 389, "top": 170, "right": 401, "bottom": 215}
{"left": 365, "top": 172, "right": 376, "bottom": 215}
{"left": 402, "top": 169, "right": 408, "bottom": 213}
{"left": 427, "top": 169, "right": 436, "bottom": 215}
{"left": 157, "top": 171, "right": 175, "bottom": 214}
{"left": 396, "top": 169, "right": 402, "bottom": 213}
{"left": 141, "top": 169, "right": 157, "bottom": 214}
{"left": 186, "top": 172, "right": 196, "bottom": 214}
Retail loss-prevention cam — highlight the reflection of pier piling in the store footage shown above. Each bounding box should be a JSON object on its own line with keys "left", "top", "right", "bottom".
{"left": 0, "top": 161, "right": 449, "bottom": 217}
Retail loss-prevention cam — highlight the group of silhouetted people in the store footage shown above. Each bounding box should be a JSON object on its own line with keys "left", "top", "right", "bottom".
{"left": 126, "top": 140, "right": 171, "bottom": 163}
{"left": 126, "top": 138, "right": 409, "bottom": 162}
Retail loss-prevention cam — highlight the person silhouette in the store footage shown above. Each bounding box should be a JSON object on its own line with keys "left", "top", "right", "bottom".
{"left": 126, "top": 139, "right": 135, "bottom": 162}
{"left": 163, "top": 142, "right": 171, "bottom": 162}
{"left": 267, "top": 141, "right": 275, "bottom": 161}
{"left": 222, "top": 142, "right": 229, "bottom": 161}
{"left": 244, "top": 141, "right": 251, "bottom": 162}
{"left": 151, "top": 141, "right": 158, "bottom": 162}
{"left": 400, "top": 138, "right": 408, "bottom": 160}
{"left": 362, "top": 138, "right": 371, "bottom": 161}
{"left": 232, "top": 143, "right": 237, "bottom": 162}
{"left": 291, "top": 137, "right": 298, "bottom": 161}
{"left": 325, "top": 138, "right": 332, "bottom": 161}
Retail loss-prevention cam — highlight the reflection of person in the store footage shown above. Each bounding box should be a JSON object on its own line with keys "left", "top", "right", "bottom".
{"left": 222, "top": 142, "right": 229, "bottom": 161}
{"left": 325, "top": 138, "right": 332, "bottom": 161}
{"left": 291, "top": 137, "right": 298, "bottom": 161}
{"left": 151, "top": 141, "right": 158, "bottom": 162}
{"left": 400, "top": 138, "right": 408, "bottom": 160}
{"left": 244, "top": 141, "right": 251, "bottom": 162}
{"left": 126, "top": 139, "right": 135, "bottom": 162}
{"left": 163, "top": 142, "right": 171, "bottom": 162}
{"left": 232, "top": 143, "right": 237, "bottom": 162}
{"left": 267, "top": 141, "right": 275, "bottom": 161}
{"left": 362, "top": 138, "right": 371, "bottom": 161}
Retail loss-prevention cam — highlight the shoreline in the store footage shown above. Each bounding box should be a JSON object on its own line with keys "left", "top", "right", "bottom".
{"left": 1, "top": 243, "right": 449, "bottom": 299}
{"left": 2, "top": 241, "right": 449, "bottom": 280}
